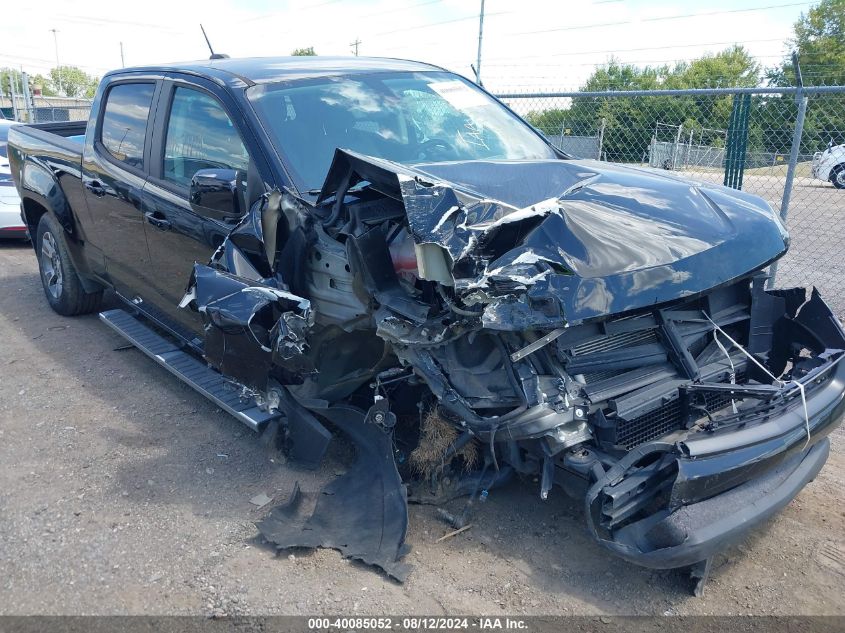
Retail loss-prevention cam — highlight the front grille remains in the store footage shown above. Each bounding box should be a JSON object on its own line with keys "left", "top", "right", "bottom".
{"left": 614, "top": 374, "right": 746, "bottom": 449}
{"left": 571, "top": 328, "right": 660, "bottom": 385}
{"left": 616, "top": 399, "right": 683, "bottom": 449}
{"left": 571, "top": 329, "right": 658, "bottom": 357}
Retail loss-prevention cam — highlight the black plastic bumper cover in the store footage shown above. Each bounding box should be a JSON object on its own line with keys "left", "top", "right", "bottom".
{"left": 586, "top": 357, "right": 845, "bottom": 569}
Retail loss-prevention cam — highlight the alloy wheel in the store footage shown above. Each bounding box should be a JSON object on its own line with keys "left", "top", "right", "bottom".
{"left": 40, "top": 231, "right": 63, "bottom": 299}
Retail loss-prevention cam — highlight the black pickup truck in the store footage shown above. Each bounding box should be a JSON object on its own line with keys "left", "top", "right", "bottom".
{"left": 7, "top": 56, "right": 845, "bottom": 590}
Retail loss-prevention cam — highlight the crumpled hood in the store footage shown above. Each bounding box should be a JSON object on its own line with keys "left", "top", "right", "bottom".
{"left": 318, "top": 151, "right": 789, "bottom": 326}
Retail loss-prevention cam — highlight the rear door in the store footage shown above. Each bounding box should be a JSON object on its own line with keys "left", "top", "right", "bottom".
{"left": 140, "top": 77, "right": 256, "bottom": 334}
{"left": 81, "top": 78, "right": 160, "bottom": 297}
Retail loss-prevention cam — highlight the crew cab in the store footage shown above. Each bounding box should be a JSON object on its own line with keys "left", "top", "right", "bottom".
{"left": 7, "top": 57, "right": 845, "bottom": 593}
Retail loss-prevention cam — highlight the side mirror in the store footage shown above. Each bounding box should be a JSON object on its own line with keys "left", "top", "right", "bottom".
{"left": 189, "top": 168, "right": 243, "bottom": 222}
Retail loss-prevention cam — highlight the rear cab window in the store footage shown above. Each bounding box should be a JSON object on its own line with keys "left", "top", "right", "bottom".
{"left": 99, "top": 83, "right": 155, "bottom": 169}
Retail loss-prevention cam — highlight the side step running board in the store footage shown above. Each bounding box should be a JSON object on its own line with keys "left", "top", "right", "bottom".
{"left": 99, "top": 309, "right": 280, "bottom": 431}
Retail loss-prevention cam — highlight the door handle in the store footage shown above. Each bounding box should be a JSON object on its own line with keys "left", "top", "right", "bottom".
{"left": 144, "top": 211, "right": 172, "bottom": 231}
{"left": 85, "top": 180, "right": 106, "bottom": 197}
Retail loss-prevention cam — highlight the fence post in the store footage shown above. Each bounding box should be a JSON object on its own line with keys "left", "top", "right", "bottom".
{"left": 9, "top": 74, "right": 19, "bottom": 121}
{"left": 672, "top": 123, "right": 683, "bottom": 170}
{"left": 724, "top": 93, "right": 751, "bottom": 189}
{"left": 769, "top": 53, "right": 807, "bottom": 288}
{"left": 686, "top": 128, "right": 693, "bottom": 169}
{"left": 597, "top": 117, "right": 606, "bottom": 160}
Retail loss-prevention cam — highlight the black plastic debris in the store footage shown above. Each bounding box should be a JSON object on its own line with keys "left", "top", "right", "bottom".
{"left": 256, "top": 404, "right": 411, "bottom": 581}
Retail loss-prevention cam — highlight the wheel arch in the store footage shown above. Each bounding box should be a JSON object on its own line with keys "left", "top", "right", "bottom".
{"left": 26, "top": 196, "right": 104, "bottom": 294}
{"left": 22, "top": 197, "right": 49, "bottom": 248}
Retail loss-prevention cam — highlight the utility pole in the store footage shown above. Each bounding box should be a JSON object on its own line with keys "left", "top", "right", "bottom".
{"left": 350, "top": 38, "right": 361, "bottom": 56}
{"left": 50, "top": 28, "right": 62, "bottom": 95}
{"left": 475, "top": 0, "right": 485, "bottom": 86}
{"left": 21, "top": 72, "right": 34, "bottom": 122}
{"left": 120, "top": 42, "right": 125, "bottom": 68}
{"left": 769, "top": 51, "right": 807, "bottom": 288}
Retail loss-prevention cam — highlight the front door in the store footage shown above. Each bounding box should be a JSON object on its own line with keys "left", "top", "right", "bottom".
{"left": 141, "top": 83, "right": 253, "bottom": 334}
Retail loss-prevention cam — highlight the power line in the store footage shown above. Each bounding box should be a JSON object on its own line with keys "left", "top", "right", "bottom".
{"left": 503, "top": 1, "right": 814, "bottom": 37}
{"left": 236, "top": 0, "right": 346, "bottom": 24}
{"left": 293, "top": 6, "right": 511, "bottom": 52}
{"left": 473, "top": 38, "right": 788, "bottom": 64}
{"left": 357, "top": 0, "right": 443, "bottom": 20}
{"left": 0, "top": 53, "right": 110, "bottom": 74}
{"left": 367, "top": 9, "right": 512, "bottom": 38}
{"left": 55, "top": 13, "right": 183, "bottom": 32}
{"left": 437, "top": 54, "right": 792, "bottom": 70}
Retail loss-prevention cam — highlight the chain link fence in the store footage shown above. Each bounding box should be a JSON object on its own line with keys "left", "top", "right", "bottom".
{"left": 498, "top": 86, "right": 845, "bottom": 317}
{"left": 1, "top": 96, "right": 92, "bottom": 123}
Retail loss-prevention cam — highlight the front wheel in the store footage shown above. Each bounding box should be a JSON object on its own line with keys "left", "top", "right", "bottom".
{"left": 831, "top": 164, "right": 845, "bottom": 190}
{"left": 36, "top": 214, "right": 102, "bottom": 316}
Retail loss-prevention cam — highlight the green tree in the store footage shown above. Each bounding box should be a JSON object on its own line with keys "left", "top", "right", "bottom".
{"left": 525, "top": 47, "right": 765, "bottom": 162}
{"left": 0, "top": 67, "right": 21, "bottom": 98}
{"left": 31, "top": 74, "right": 57, "bottom": 97}
{"left": 0, "top": 68, "right": 56, "bottom": 104}
{"left": 767, "top": 0, "right": 845, "bottom": 87}
{"left": 668, "top": 46, "right": 761, "bottom": 89}
{"left": 291, "top": 47, "right": 317, "bottom": 56}
{"left": 766, "top": 0, "right": 845, "bottom": 152}
{"left": 1, "top": 68, "right": 57, "bottom": 99}
{"left": 50, "top": 65, "right": 99, "bottom": 98}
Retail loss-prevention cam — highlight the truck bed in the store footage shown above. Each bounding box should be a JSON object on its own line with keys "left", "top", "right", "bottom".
{"left": 7, "top": 120, "right": 89, "bottom": 239}
{"left": 10, "top": 121, "right": 87, "bottom": 157}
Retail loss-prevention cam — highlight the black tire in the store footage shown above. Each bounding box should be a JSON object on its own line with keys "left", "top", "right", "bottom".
{"left": 831, "top": 164, "right": 845, "bottom": 190}
{"left": 35, "top": 214, "right": 103, "bottom": 316}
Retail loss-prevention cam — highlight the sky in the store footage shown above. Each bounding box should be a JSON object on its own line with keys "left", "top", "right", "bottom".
{"left": 0, "top": 0, "right": 812, "bottom": 93}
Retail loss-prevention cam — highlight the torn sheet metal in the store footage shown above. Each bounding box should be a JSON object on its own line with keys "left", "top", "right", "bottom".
{"left": 256, "top": 404, "right": 411, "bottom": 581}
{"left": 317, "top": 149, "right": 790, "bottom": 325}
{"left": 188, "top": 264, "right": 315, "bottom": 391}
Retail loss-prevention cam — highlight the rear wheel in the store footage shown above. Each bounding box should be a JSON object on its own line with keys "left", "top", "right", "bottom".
{"left": 831, "top": 164, "right": 845, "bottom": 189}
{"left": 36, "top": 214, "right": 102, "bottom": 316}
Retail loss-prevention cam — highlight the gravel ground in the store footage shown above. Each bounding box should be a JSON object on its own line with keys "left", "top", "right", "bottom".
{"left": 1, "top": 240, "right": 844, "bottom": 617}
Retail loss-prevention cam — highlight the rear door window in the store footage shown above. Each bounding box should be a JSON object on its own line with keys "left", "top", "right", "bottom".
{"left": 100, "top": 83, "right": 155, "bottom": 169}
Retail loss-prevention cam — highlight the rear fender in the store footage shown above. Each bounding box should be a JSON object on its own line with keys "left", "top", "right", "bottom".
{"left": 20, "top": 160, "right": 101, "bottom": 292}
{"left": 21, "top": 158, "right": 76, "bottom": 236}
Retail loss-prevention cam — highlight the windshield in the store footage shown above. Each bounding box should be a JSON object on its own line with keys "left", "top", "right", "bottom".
{"left": 248, "top": 71, "right": 556, "bottom": 191}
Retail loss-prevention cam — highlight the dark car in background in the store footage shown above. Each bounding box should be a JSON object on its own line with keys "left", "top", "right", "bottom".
{"left": 6, "top": 56, "right": 845, "bottom": 593}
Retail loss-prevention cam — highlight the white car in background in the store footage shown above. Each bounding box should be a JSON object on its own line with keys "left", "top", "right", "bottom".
{"left": 812, "top": 141, "right": 845, "bottom": 189}
{"left": 0, "top": 119, "right": 28, "bottom": 238}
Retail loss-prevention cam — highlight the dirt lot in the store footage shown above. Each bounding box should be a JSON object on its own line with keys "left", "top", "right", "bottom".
{"left": 1, "top": 240, "right": 844, "bottom": 617}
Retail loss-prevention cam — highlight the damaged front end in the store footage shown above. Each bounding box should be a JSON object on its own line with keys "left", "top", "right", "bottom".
{"left": 182, "top": 149, "right": 845, "bottom": 581}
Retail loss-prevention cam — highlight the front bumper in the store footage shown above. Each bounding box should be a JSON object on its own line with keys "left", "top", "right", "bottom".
{"left": 585, "top": 353, "right": 845, "bottom": 569}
